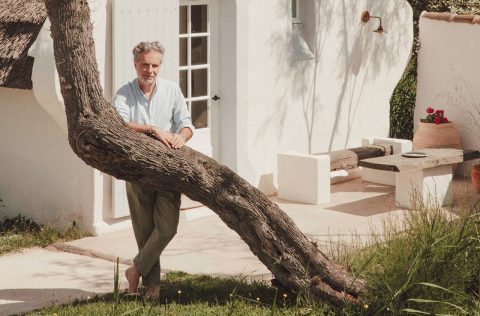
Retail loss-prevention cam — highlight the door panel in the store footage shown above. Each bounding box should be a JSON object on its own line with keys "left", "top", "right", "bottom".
{"left": 179, "top": 0, "right": 218, "bottom": 158}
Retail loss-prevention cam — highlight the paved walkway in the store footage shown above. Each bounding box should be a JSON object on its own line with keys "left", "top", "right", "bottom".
{"left": 0, "top": 177, "right": 474, "bottom": 315}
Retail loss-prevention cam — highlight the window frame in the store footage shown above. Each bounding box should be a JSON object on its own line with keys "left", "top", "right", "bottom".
{"left": 291, "top": 0, "right": 302, "bottom": 24}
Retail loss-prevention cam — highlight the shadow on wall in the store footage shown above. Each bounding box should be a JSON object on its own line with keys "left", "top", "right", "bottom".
{"left": 258, "top": 0, "right": 411, "bottom": 153}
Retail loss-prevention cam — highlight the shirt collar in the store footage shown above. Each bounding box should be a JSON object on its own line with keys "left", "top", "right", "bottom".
{"left": 133, "top": 78, "right": 158, "bottom": 102}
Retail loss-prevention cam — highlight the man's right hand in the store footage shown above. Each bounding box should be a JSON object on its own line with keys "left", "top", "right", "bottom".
{"left": 152, "top": 127, "right": 173, "bottom": 148}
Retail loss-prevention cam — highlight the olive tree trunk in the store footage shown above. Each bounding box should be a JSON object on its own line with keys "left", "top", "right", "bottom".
{"left": 44, "top": 0, "right": 365, "bottom": 306}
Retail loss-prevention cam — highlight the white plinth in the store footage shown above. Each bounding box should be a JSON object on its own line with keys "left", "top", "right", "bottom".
{"left": 395, "top": 164, "right": 453, "bottom": 208}
{"left": 277, "top": 152, "right": 330, "bottom": 205}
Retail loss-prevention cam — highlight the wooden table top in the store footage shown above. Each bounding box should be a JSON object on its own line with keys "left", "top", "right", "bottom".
{"left": 358, "top": 148, "right": 480, "bottom": 172}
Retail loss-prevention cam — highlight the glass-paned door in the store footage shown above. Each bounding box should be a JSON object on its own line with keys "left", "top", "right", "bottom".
{"left": 179, "top": 1, "right": 218, "bottom": 158}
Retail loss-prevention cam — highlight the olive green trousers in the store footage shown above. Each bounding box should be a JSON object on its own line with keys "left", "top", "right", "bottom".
{"left": 126, "top": 182, "right": 180, "bottom": 287}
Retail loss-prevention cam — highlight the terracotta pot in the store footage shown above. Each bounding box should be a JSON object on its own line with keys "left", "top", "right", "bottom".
{"left": 413, "top": 122, "right": 462, "bottom": 150}
{"left": 472, "top": 164, "right": 480, "bottom": 194}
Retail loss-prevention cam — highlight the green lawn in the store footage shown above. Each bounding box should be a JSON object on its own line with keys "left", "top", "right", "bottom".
{"left": 31, "top": 271, "right": 351, "bottom": 316}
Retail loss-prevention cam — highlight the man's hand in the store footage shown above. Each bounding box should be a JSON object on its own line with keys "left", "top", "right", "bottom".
{"left": 170, "top": 134, "right": 186, "bottom": 149}
{"left": 152, "top": 127, "right": 173, "bottom": 148}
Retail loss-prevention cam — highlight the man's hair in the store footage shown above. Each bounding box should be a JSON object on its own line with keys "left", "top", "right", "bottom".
{"left": 133, "top": 41, "right": 165, "bottom": 63}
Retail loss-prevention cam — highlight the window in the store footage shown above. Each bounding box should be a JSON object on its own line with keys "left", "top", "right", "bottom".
{"left": 291, "top": 0, "right": 314, "bottom": 60}
{"left": 179, "top": 4, "right": 210, "bottom": 129}
{"left": 291, "top": 0, "right": 301, "bottom": 24}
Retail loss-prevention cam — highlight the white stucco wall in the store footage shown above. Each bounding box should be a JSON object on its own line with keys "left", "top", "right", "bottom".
{"left": 0, "top": 0, "right": 115, "bottom": 234}
{"left": 415, "top": 14, "right": 480, "bottom": 173}
{"left": 238, "top": 0, "right": 413, "bottom": 194}
{"left": 0, "top": 88, "right": 94, "bottom": 230}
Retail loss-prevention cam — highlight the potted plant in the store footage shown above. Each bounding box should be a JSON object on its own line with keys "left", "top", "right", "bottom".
{"left": 472, "top": 163, "right": 480, "bottom": 193}
{"left": 413, "top": 107, "right": 462, "bottom": 150}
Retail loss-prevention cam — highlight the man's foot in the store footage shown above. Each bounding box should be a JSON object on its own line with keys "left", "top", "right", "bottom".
{"left": 144, "top": 286, "right": 160, "bottom": 300}
{"left": 125, "top": 266, "right": 141, "bottom": 294}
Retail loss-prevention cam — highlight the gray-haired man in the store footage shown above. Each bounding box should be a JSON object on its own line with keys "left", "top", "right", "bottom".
{"left": 113, "top": 41, "right": 194, "bottom": 298}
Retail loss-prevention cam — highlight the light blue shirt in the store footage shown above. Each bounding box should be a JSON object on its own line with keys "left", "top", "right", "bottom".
{"left": 113, "top": 77, "right": 194, "bottom": 134}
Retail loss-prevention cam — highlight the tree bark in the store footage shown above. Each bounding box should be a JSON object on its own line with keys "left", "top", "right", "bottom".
{"left": 44, "top": 0, "right": 365, "bottom": 306}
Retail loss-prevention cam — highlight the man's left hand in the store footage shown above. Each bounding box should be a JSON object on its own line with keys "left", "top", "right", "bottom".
{"left": 170, "top": 134, "right": 186, "bottom": 149}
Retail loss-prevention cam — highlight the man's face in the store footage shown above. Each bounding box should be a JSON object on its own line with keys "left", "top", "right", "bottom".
{"left": 134, "top": 51, "right": 161, "bottom": 87}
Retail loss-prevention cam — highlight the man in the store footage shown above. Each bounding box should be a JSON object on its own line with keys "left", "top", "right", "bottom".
{"left": 113, "top": 41, "right": 194, "bottom": 298}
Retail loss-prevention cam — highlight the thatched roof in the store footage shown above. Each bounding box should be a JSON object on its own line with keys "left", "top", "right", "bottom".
{"left": 0, "top": 0, "right": 47, "bottom": 90}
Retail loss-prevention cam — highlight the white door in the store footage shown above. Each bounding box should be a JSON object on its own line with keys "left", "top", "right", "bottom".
{"left": 110, "top": 0, "right": 219, "bottom": 219}
{"left": 179, "top": 0, "right": 220, "bottom": 159}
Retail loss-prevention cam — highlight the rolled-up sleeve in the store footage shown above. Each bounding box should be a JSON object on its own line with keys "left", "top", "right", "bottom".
{"left": 113, "top": 87, "right": 131, "bottom": 123}
{"left": 172, "top": 85, "right": 195, "bottom": 134}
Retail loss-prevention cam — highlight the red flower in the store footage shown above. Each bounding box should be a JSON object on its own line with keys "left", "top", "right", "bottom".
{"left": 420, "top": 107, "right": 450, "bottom": 124}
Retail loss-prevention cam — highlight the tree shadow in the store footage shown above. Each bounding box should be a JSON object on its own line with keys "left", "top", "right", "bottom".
{"left": 257, "top": 0, "right": 412, "bottom": 154}
{"left": 0, "top": 288, "right": 97, "bottom": 315}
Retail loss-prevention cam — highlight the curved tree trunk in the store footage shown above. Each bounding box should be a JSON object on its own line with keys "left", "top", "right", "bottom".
{"left": 44, "top": 0, "right": 365, "bottom": 306}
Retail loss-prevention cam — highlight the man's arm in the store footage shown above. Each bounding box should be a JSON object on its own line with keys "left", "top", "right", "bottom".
{"left": 127, "top": 122, "right": 173, "bottom": 148}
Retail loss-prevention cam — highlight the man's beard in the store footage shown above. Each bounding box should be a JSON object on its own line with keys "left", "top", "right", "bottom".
{"left": 142, "top": 77, "right": 156, "bottom": 85}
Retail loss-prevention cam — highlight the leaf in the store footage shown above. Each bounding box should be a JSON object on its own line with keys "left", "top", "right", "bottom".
{"left": 401, "top": 308, "right": 430, "bottom": 314}
{"left": 414, "top": 282, "right": 454, "bottom": 294}
{"left": 442, "top": 302, "right": 468, "bottom": 313}
{"left": 120, "top": 307, "right": 142, "bottom": 316}
{"left": 406, "top": 298, "right": 467, "bottom": 314}
{"left": 407, "top": 298, "right": 439, "bottom": 304}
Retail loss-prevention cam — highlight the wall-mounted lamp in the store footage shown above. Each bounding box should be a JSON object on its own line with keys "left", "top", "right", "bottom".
{"left": 361, "top": 11, "right": 385, "bottom": 33}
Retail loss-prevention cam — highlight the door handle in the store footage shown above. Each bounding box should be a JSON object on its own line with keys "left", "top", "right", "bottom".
{"left": 212, "top": 95, "right": 221, "bottom": 101}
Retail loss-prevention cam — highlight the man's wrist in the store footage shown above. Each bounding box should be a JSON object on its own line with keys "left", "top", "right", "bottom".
{"left": 147, "top": 125, "right": 154, "bottom": 135}
{"left": 178, "top": 133, "right": 187, "bottom": 141}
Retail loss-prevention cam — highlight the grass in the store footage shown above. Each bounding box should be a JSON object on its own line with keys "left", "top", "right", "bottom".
{"left": 31, "top": 271, "right": 346, "bottom": 315}
{"left": 27, "top": 197, "right": 480, "bottom": 315}
{"left": 0, "top": 214, "right": 90, "bottom": 255}
{"left": 342, "top": 199, "right": 480, "bottom": 315}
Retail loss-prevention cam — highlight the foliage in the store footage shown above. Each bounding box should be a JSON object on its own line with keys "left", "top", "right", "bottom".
{"left": 342, "top": 200, "right": 480, "bottom": 315}
{"left": 389, "top": 58, "right": 417, "bottom": 139}
{"left": 0, "top": 214, "right": 89, "bottom": 255}
{"left": 389, "top": 0, "right": 480, "bottom": 139}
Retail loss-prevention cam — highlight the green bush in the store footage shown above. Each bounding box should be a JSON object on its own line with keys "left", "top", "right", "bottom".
{"left": 389, "top": 57, "right": 417, "bottom": 140}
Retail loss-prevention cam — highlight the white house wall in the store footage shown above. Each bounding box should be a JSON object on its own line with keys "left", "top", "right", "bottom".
{"left": 0, "top": 88, "right": 95, "bottom": 231}
{"left": 240, "top": 0, "right": 413, "bottom": 194}
{"left": 0, "top": 0, "right": 114, "bottom": 234}
{"left": 415, "top": 14, "right": 480, "bottom": 173}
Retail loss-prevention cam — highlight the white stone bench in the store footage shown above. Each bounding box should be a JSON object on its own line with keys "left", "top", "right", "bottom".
{"left": 276, "top": 137, "right": 410, "bottom": 205}
{"left": 361, "top": 137, "right": 412, "bottom": 186}
{"left": 359, "top": 148, "right": 480, "bottom": 208}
